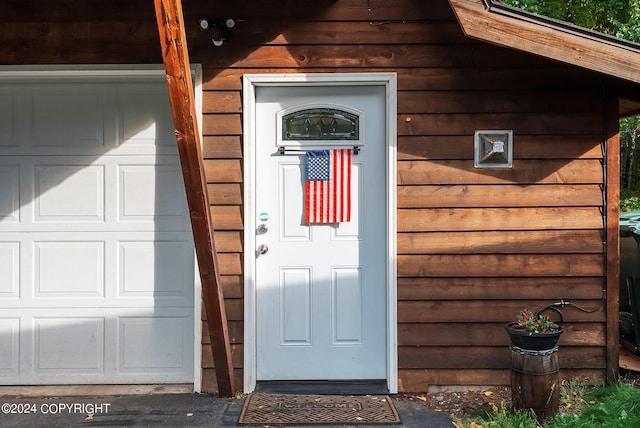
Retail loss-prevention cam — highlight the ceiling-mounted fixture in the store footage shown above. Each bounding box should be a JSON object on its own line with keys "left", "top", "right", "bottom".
{"left": 198, "top": 18, "right": 236, "bottom": 47}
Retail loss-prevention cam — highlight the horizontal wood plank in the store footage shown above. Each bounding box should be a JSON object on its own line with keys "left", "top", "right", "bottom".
{"left": 203, "top": 159, "right": 242, "bottom": 183}
{"left": 208, "top": 183, "right": 243, "bottom": 205}
{"left": 398, "top": 323, "right": 605, "bottom": 347}
{"left": 399, "top": 90, "right": 604, "bottom": 114}
{"left": 202, "top": 136, "right": 243, "bottom": 159}
{"left": 221, "top": 275, "right": 243, "bottom": 299}
{"left": 398, "top": 300, "right": 606, "bottom": 323}
{"left": 397, "top": 277, "right": 605, "bottom": 300}
{"left": 202, "top": 91, "right": 241, "bottom": 113}
{"left": 398, "top": 253, "right": 604, "bottom": 277}
{"left": 399, "top": 346, "right": 605, "bottom": 369}
{"left": 8, "top": 0, "right": 446, "bottom": 23}
{"left": 205, "top": 44, "right": 550, "bottom": 69}
{"left": 211, "top": 22, "right": 468, "bottom": 46}
{"left": 210, "top": 205, "right": 244, "bottom": 230}
{"left": 202, "top": 67, "right": 597, "bottom": 91}
{"left": 399, "top": 346, "right": 511, "bottom": 369}
{"left": 214, "top": 231, "right": 243, "bottom": 253}
{"left": 398, "top": 135, "right": 603, "bottom": 160}
{"left": 398, "top": 230, "right": 603, "bottom": 254}
{"left": 182, "top": 0, "right": 456, "bottom": 23}
{"left": 398, "top": 207, "right": 604, "bottom": 232}
{"left": 399, "top": 369, "right": 510, "bottom": 390}
{"left": 217, "top": 253, "right": 241, "bottom": 275}
{"left": 398, "top": 160, "right": 603, "bottom": 185}
{"left": 202, "top": 114, "right": 242, "bottom": 135}
{"left": 213, "top": 230, "right": 243, "bottom": 252}
{"left": 399, "top": 112, "right": 602, "bottom": 136}
{"left": 223, "top": 298, "right": 244, "bottom": 321}
{"left": 398, "top": 185, "right": 603, "bottom": 208}
{"left": 398, "top": 368, "right": 605, "bottom": 391}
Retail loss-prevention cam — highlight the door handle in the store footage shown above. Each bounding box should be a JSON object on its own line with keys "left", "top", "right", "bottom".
{"left": 257, "top": 244, "right": 269, "bottom": 255}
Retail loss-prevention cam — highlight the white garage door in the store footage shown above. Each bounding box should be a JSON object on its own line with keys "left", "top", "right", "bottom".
{"left": 0, "top": 73, "right": 195, "bottom": 384}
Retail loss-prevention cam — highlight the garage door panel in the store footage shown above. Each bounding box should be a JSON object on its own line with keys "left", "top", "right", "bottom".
{"left": 0, "top": 89, "right": 18, "bottom": 148}
{"left": 0, "top": 318, "right": 20, "bottom": 378}
{"left": 119, "top": 316, "right": 193, "bottom": 375}
{"left": 34, "top": 164, "right": 105, "bottom": 222}
{"left": 4, "top": 308, "right": 194, "bottom": 384}
{"left": 35, "top": 241, "right": 105, "bottom": 298}
{"left": 118, "top": 162, "right": 188, "bottom": 223}
{"left": 0, "top": 156, "right": 189, "bottom": 233}
{"left": 34, "top": 317, "right": 105, "bottom": 373}
{"left": 0, "top": 83, "right": 178, "bottom": 157}
{"left": 118, "top": 85, "right": 178, "bottom": 152}
{"left": 4, "top": 156, "right": 109, "bottom": 230}
{"left": 0, "top": 243, "right": 19, "bottom": 298}
{"left": 32, "top": 86, "right": 105, "bottom": 149}
{"left": 0, "top": 165, "right": 19, "bottom": 222}
{"left": 0, "top": 77, "right": 195, "bottom": 386}
{"left": 3, "top": 232, "right": 192, "bottom": 309}
{"left": 118, "top": 239, "right": 194, "bottom": 302}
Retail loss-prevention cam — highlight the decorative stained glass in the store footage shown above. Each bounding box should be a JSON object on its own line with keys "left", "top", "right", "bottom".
{"left": 282, "top": 108, "right": 359, "bottom": 141}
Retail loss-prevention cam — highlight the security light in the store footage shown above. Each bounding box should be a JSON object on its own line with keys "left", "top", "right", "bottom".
{"left": 198, "top": 18, "right": 236, "bottom": 47}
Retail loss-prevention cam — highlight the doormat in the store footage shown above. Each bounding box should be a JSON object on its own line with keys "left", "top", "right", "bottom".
{"left": 238, "top": 393, "right": 401, "bottom": 425}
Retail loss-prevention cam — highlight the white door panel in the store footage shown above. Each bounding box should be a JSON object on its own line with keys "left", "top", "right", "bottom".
{"left": 0, "top": 156, "right": 189, "bottom": 232}
{"left": 255, "top": 85, "right": 387, "bottom": 380}
{"left": 0, "top": 79, "right": 194, "bottom": 385}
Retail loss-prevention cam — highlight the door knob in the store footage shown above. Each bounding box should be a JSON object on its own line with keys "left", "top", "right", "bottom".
{"left": 257, "top": 244, "right": 269, "bottom": 255}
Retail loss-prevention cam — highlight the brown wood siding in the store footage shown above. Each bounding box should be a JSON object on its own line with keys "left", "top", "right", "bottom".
{"left": 1, "top": 0, "right": 617, "bottom": 393}
{"left": 191, "top": 0, "right": 610, "bottom": 392}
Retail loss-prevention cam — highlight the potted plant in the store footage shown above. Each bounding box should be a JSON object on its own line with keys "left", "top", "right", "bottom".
{"left": 506, "top": 308, "right": 564, "bottom": 421}
{"left": 505, "top": 308, "right": 564, "bottom": 351}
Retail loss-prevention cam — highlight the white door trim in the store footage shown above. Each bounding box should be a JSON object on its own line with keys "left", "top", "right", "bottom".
{"left": 242, "top": 73, "right": 398, "bottom": 393}
{"left": 0, "top": 64, "right": 203, "bottom": 392}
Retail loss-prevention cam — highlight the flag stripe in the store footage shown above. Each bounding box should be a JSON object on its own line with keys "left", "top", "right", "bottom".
{"left": 345, "top": 149, "right": 351, "bottom": 221}
{"left": 305, "top": 149, "right": 351, "bottom": 223}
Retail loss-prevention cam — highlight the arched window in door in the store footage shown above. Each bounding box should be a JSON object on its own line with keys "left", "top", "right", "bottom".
{"left": 281, "top": 107, "right": 360, "bottom": 141}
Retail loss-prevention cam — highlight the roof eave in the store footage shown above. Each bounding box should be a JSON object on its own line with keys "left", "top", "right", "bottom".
{"left": 448, "top": 0, "right": 640, "bottom": 85}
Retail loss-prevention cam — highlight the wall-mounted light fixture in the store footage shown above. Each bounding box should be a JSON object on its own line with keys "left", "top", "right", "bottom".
{"left": 198, "top": 18, "right": 236, "bottom": 47}
{"left": 474, "top": 130, "right": 513, "bottom": 168}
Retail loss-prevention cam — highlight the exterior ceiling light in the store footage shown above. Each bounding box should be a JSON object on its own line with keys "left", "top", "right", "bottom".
{"left": 198, "top": 18, "right": 236, "bottom": 47}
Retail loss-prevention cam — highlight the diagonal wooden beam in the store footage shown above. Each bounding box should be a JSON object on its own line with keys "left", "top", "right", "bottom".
{"left": 154, "top": 0, "right": 235, "bottom": 397}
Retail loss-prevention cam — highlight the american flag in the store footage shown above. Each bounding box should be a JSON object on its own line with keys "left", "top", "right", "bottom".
{"left": 305, "top": 149, "right": 351, "bottom": 223}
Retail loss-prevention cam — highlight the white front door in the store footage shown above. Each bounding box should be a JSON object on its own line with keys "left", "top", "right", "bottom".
{"left": 253, "top": 84, "right": 387, "bottom": 381}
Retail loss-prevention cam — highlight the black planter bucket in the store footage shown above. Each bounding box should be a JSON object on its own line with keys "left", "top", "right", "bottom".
{"left": 505, "top": 323, "right": 563, "bottom": 351}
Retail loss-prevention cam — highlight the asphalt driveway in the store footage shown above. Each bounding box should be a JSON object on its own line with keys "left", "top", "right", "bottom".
{"left": 0, "top": 393, "right": 454, "bottom": 427}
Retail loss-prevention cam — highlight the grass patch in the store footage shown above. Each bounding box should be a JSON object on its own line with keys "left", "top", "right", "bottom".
{"left": 552, "top": 383, "right": 640, "bottom": 428}
{"left": 453, "top": 380, "right": 640, "bottom": 428}
{"left": 558, "top": 378, "right": 589, "bottom": 414}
